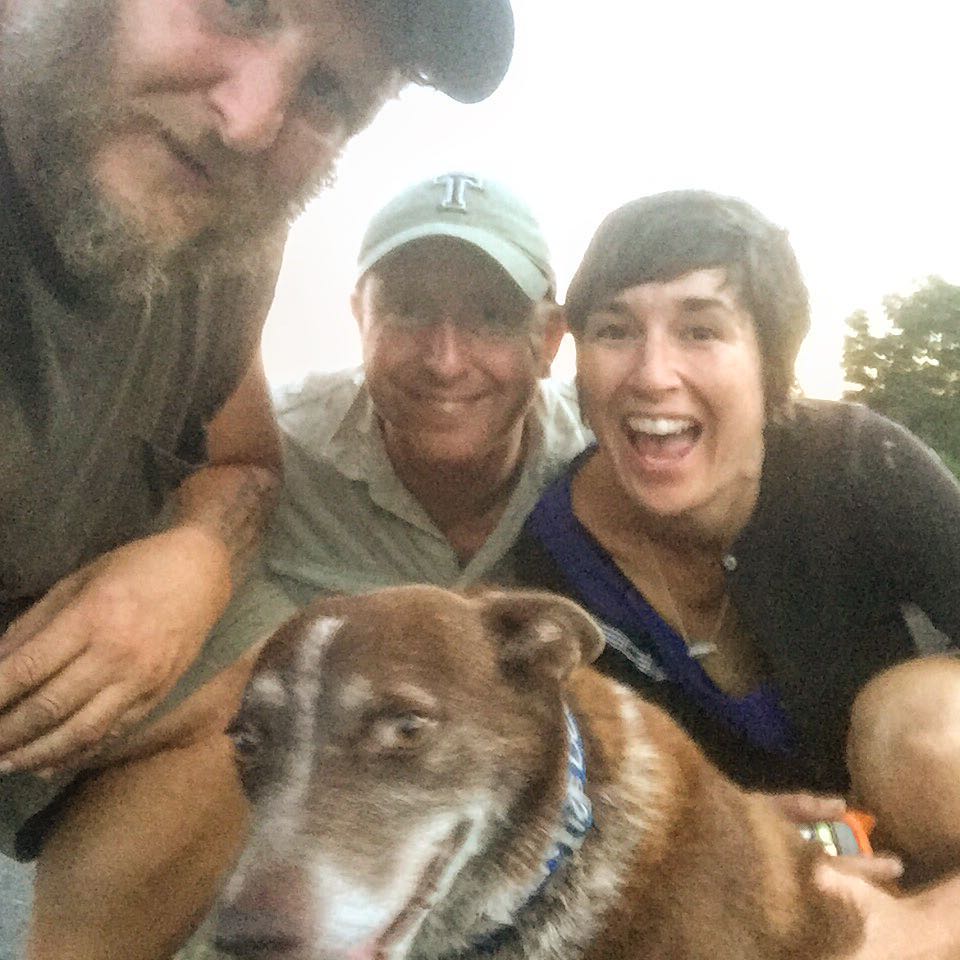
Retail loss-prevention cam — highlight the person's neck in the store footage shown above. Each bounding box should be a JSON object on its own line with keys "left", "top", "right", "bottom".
{"left": 384, "top": 423, "right": 528, "bottom": 564}
{"left": 575, "top": 448, "right": 760, "bottom": 563}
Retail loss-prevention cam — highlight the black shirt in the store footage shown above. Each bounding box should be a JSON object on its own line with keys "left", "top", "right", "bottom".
{"left": 514, "top": 400, "right": 960, "bottom": 794}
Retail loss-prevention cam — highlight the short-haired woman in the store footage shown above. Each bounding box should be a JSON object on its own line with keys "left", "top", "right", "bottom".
{"left": 515, "top": 190, "right": 960, "bottom": 959}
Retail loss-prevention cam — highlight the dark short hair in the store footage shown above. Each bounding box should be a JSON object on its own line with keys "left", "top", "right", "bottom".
{"left": 564, "top": 190, "right": 810, "bottom": 410}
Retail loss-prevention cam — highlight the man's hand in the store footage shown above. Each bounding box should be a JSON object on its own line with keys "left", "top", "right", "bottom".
{"left": 0, "top": 349, "right": 279, "bottom": 775}
{"left": 0, "top": 526, "right": 232, "bottom": 774}
{"left": 764, "top": 791, "right": 904, "bottom": 885}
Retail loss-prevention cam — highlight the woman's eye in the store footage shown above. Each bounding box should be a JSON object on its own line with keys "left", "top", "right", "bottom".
{"left": 306, "top": 70, "right": 341, "bottom": 102}
{"left": 601, "top": 324, "right": 628, "bottom": 340}
{"left": 587, "top": 320, "right": 633, "bottom": 342}
{"left": 226, "top": 718, "right": 263, "bottom": 762}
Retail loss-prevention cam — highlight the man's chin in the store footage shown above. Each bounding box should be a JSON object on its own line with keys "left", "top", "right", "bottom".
{"left": 53, "top": 183, "right": 285, "bottom": 303}
{"left": 408, "top": 435, "right": 502, "bottom": 470}
{"left": 123, "top": 204, "right": 219, "bottom": 263}
{"left": 53, "top": 216, "right": 160, "bottom": 303}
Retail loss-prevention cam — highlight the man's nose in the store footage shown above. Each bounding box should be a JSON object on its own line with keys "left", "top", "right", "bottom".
{"left": 422, "top": 319, "right": 471, "bottom": 378}
{"left": 208, "top": 48, "right": 293, "bottom": 154}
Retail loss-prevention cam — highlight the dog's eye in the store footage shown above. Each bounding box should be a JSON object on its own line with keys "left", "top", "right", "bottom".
{"left": 371, "top": 712, "right": 435, "bottom": 751}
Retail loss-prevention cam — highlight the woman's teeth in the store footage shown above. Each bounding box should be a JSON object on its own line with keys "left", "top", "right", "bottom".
{"left": 626, "top": 416, "right": 695, "bottom": 437}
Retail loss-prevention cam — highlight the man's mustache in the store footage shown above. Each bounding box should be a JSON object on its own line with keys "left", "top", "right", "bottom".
{"left": 143, "top": 113, "right": 269, "bottom": 197}
{"left": 140, "top": 109, "right": 338, "bottom": 219}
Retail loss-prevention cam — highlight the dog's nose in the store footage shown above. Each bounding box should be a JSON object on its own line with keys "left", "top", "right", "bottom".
{"left": 214, "top": 857, "right": 315, "bottom": 958}
{"left": 212, "top": 905, "right": 304, "bottom": 958}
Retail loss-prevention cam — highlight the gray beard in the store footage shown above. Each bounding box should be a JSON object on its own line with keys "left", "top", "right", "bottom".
{"left": 0, "top": 0, "right": 336, "bottom": 307}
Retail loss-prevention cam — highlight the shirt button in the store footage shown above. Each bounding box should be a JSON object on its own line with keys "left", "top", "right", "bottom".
{"left": 721, "top": 554, "right": 738, "bottom": 572}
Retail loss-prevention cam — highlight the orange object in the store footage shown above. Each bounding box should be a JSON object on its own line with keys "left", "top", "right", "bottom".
{"left": 841, "top": 809, "right": 875, "bottom": 856}
{"left": 799, "top": 809, "right": 875, "bottom": 857}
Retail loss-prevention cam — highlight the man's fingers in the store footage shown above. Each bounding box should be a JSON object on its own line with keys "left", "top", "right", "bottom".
{"left": 0, "top": 628, "right": 85, "bottom": 714}
{"left": 815, "top": 859, "right": 893, "bottom": 906}
{"left": 768, "top": 791, "right": 847, "bottom": 823}
{"left": 0, "top": 687, "right": 146, "bottom": 773}
{"left": 0, "top": 568, "right": 87, "bottom": 657}
{"left": 0, "top": 592, "right": 63, "bottom": 660}
{"left": 0, "top": 655, "right": 111, "bottom": 755}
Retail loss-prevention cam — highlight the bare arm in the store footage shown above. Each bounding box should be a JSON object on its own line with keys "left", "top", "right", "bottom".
{"left": 174, "top": 346, "right": 282, "bottom": 585}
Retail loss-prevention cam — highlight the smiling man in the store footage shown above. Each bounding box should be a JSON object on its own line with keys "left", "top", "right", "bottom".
{"left": 0, "top": 2, "right": 514, "bottom": 957}
{"left": 211, "top": 172, "right": 587, "bottom": 645}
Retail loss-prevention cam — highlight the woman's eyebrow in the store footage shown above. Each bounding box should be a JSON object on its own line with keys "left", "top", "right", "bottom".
{"left": 595, "top": 299, "right": 635, "bottom": 317}
{"left": 679, "top": 296, "right": 729, "bottom": 312}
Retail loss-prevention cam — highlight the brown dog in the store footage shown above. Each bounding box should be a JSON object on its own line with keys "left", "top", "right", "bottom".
{"left": 211, "top": 585, "right": 863, "bottom": 960}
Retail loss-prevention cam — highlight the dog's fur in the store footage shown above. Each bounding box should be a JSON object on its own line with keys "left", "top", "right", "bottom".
{"left": 211, "top": 585, "right": 863, "bottom": 960}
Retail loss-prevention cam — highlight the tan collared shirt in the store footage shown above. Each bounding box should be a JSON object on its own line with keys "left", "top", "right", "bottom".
{"left": 207, "top": 367, "right": 589, "bottom": 658}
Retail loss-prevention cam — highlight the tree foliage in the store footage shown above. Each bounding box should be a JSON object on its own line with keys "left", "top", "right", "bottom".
{"left": 843, "top": 276, "right": 960, "bottom": 473}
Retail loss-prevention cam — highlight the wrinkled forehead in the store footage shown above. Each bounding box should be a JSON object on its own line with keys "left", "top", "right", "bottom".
{"left": 1, "top": 0, "right": 390, "bottom": 51}
{"left": 296, "top": 0, "right": 402, "bottom": 60}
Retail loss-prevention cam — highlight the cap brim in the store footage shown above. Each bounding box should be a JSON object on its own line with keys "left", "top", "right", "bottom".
{"left": 410, "top": 0, "right": 514, "bottom": 104}
{"left": 358, "top": 223, "right": 551, "bottom": 301}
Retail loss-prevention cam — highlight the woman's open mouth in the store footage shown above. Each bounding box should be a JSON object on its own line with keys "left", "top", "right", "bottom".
{"left": 623, "top": 415, "right": 702, "bottom": 465}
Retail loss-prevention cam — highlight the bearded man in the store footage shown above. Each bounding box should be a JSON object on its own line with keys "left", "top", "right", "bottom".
{"left": 0, "top": 1, "right": 514, "bottom": 957}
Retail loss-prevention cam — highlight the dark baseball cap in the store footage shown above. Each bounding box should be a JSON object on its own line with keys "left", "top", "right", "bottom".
{"left": 396, "top": 0, "right": 515, "bottom": 103}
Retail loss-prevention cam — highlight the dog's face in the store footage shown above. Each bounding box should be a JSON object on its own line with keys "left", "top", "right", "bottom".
{"left": 213, "top": 585, "right": 603, "bottom": 960}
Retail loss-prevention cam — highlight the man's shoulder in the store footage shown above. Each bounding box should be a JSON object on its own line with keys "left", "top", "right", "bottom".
{"left": 536, "top": 376, "right": 580, "bottom": 411}
{"left": 273, "top": 367, "right": 368, "bottom": 448}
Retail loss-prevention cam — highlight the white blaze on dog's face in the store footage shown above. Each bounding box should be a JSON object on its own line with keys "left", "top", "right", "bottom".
{"left": 213, "top": 586, "right": 604, "bottom": 960}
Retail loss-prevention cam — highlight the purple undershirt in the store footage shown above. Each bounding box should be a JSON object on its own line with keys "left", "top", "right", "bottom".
{"left": 526, "top": 458, "right": 796, "bottom": 755}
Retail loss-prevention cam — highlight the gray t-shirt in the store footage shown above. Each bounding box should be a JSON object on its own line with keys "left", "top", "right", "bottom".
{"left": 0, "top": 133, "right": 273, "bottom": 617}
{"left": 0, "top": 133, "right": 282, "bottom": 862}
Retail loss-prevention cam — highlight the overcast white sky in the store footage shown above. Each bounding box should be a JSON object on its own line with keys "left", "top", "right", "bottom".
{"left": 263, "top": 0, "right": 958, "bottom": 400}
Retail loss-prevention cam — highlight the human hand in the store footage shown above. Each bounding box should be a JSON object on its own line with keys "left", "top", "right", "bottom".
{"left": 0, "top": 527, "right": 232, "bottom": 774}
{"left": 816, "top": 861, "right": 958, "bottom": 960}
{"left": 763, "top": 791, "right": 903, "bottom": 885}
{"left": 767, "top": 790, "right": 848, "bottom": 824}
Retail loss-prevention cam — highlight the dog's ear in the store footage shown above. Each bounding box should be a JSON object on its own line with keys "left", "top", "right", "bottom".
{"left": 478, "top": 590, "right": 605, "bottom": 682}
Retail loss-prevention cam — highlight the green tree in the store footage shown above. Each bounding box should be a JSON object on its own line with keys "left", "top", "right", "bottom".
{"left": 843, "top": 276, "right": 960, "bottom": 474}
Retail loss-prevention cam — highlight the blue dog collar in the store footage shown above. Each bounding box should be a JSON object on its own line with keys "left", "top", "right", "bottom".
{"left": 440, "top": 704, "right": 593, "bottom": 960}
{"left": 541, "top": 704, "right": 592, "bottom": 880}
